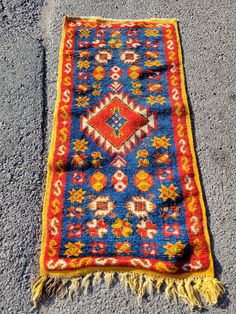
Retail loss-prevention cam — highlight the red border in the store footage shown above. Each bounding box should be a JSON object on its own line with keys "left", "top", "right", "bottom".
{"left": 43, "top": 22, "right": 75, "bottom": 269}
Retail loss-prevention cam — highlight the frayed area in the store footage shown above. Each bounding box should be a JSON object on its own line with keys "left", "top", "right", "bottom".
{"left": 31, "top": 272, "right": 224, "bottom": 310}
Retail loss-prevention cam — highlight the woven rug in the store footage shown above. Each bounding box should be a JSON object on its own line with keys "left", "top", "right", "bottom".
{"left": 32, "top": 16, "right": 224, "bottom": 308}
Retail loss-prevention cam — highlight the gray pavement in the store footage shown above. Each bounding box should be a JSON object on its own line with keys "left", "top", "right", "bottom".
{"left": 0, "top": 0, "right": 235, "bottom": 313}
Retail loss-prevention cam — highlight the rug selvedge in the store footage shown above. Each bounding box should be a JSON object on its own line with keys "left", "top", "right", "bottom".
{"left": 32, "top": 16, "right": 224, "bottom": 309}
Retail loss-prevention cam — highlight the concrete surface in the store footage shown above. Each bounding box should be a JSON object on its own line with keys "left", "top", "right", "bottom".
{"left": 0, "top": 0, "right": 235, "bottom": 313}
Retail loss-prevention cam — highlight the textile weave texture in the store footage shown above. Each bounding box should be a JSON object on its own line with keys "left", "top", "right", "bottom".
{"left": 33, "top": 17, "right": 224, "bottom": 309}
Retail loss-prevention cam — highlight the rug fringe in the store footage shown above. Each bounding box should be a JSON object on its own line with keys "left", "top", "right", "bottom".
{"left": 31, "top": 273, "right": 224, "bottom": 310}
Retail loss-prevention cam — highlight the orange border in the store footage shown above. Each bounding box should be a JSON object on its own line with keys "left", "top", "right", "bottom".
{"left": 39, "top": 17, "right": 214, "bottom": 279}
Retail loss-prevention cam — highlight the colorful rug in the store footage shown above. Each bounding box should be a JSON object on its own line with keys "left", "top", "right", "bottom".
{"left": 32, "top": 16, "right": 224, "bottom": 308}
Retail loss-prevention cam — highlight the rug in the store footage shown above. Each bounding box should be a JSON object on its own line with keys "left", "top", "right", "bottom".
{"left": 32, "top": 16, "right": 224, "bottom": 308}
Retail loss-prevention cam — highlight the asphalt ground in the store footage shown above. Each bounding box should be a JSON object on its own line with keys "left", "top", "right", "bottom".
{"left": 0, "top": 0, "right": 235, "bottom": 313}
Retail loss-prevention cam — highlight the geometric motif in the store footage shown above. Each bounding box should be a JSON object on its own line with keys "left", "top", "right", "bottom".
{"left": 106, "top": 108, "right": 127, "bottom": 137}
{"left": 111, "top": 170, "right": 128, "bottom": 192}
{"left": 134, "top": 170, "right": 154, "bottom": 192}
{"left": 89, "top": 171, "right": 107, "bottom": 192}
{"left": 110, "top": 155, "right": 127, "bottom": 168}
{"left": 80, "top": 92, "right": 157, "bottom": 155}
{"left": 88, "top": 196, "right": 115, "bottom": 218}
{"left": 126, "top": 196, "right": 156, "bottom": 218}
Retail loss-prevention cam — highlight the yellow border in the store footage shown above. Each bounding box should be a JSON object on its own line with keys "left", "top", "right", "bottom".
{"left": 66, "top": 16, "right": 177, "bottom": 23}
{"left": 40, "top": 17, "right": 214, "bottom": 280}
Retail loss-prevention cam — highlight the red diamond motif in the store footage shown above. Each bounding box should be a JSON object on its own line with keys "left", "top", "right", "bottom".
{"left": 89, "top": 97, "right": 148, "bottom": 148}
{"left": 80, "top": 92, "right": 157, "bottom": 155}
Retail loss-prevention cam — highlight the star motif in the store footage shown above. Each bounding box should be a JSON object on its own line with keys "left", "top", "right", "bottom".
{"left": 158, "top": 184, "right": 179, "bottom": 201}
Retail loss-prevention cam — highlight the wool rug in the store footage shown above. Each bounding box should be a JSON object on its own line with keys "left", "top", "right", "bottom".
{"left": 32, "top": 16, "right": 224, "bottom": 308}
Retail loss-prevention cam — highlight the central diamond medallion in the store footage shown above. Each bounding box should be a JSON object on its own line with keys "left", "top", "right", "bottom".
{"left": 80, "top": 92, "right": 157, "bottom": 155}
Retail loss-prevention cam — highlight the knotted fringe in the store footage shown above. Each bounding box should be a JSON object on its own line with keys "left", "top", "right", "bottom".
{"left": 32, "top": 273, "right": 224, "bottom": 310}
